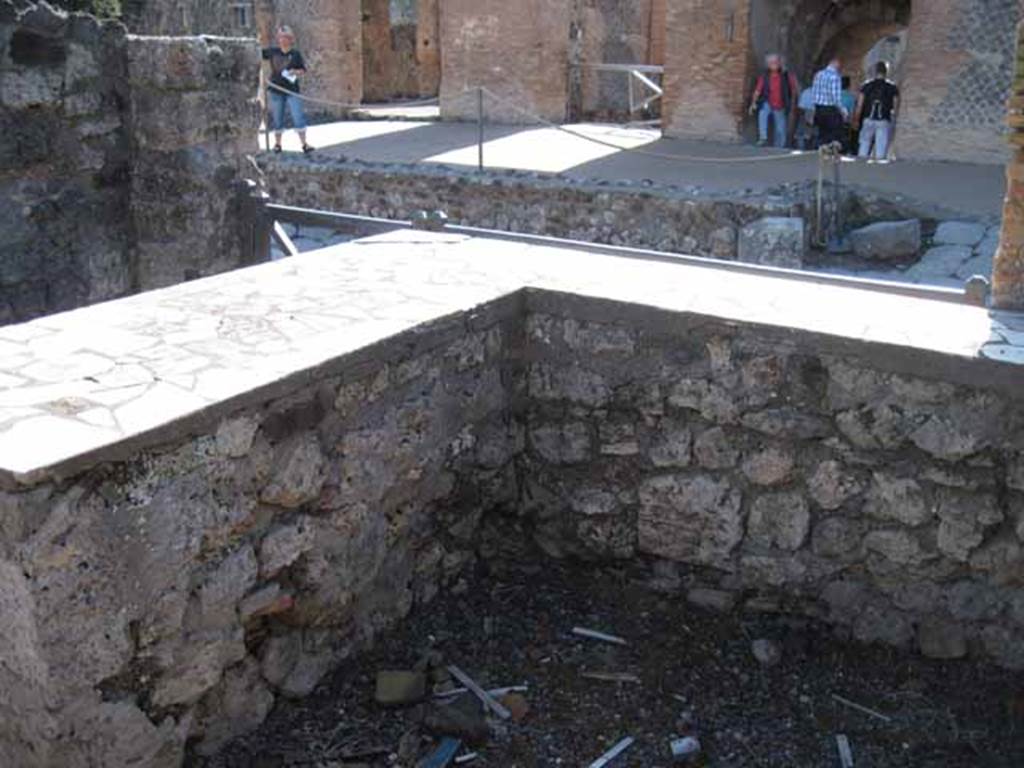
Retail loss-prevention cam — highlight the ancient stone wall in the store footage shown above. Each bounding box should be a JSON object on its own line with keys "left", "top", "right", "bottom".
{"left": 0, "top": 298, "right": 520, "bottom": 767}
{"left": 580, "top": 0, "right": 662, "bottom": 119}
{"left": 1, "top": 238, "right": 1022, "bottom": 765}
{"left": 661, "top": 0, "right": 753, "bottom": 142}
{"left": 439, "top": 0, "right": 571, "bottom": 123}
{"left": 362, "top": 0, "right": 440, "bottom": 101}
{"left": 518, "top": 292, "right": 1024, "bottom": 668}
{"left": 124, "top": 35, "right": 260, "bottom": 289}
{"left": 260, "top": 156, "right": 962, "bottom": 264}
{"left": 0, "top": 1, "right": 133, "bottom": 322}
{"left": 0, "top": 1, "right": 259, "bottom": 324}
{"left": 262, "top": 156, "right": 806, "bottom": 259}
{"left": 259, "top": 0, "right": 363, "bottom": 108}
{"left": 121, "top": 0, "right": 246, "bottom": 36}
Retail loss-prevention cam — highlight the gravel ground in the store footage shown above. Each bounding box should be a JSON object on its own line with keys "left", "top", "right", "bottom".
{"left": 194, "top": 562, "right": 1024, "bottom": 768}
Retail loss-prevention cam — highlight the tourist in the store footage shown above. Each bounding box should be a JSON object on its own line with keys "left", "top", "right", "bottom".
{"left": 261, "top": 25, "right": 314, "bottom": 154}
{"left": 841, "top": 76, "right": 857, "bottom": 153}
{"left": 810, "top": 56, "right": 848, "bottom": 149}
{"left": 748, "top": 54, "right": 799, "bottom": 148}
{"left": 854, "top": 61, "right": 900, "bottom": 162}
{"left": 795, "top": 85, "right": 816, "bottom": 150}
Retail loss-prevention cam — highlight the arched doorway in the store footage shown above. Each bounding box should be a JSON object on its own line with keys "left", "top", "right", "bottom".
{"left": 789, "top": 0, "right": 911, "bottom": 85}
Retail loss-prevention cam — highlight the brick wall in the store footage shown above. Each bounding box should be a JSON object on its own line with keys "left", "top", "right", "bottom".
{"left": 258, "top": 0, "right": 363, "bottom": 107}
{"left": 362, "top": 0, "right": 440, "bottom": 101}
{"left": 662, "top": 0, "right": 753, "bottom": 142}
{"left": 439, "top": 0, "right": 571, "bottom": 123}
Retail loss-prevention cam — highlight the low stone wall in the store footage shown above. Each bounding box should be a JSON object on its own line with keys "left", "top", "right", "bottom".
{"left": 0, "top": 1, "right": 259, "bottom": 324}
{"left": 2, "top": 231, "right": 1022, "bottom": 766}
{"left": 261, "top": 156, "right": 984, "bottom": 265}
{"left": 263, "top": 157, "right": 806, "bottom": 258}
{"left": 0, "top": 299, "right": 520, "bottom": 766}
{"left": 517, "top": 291, "right": 1024, "bottom": 667}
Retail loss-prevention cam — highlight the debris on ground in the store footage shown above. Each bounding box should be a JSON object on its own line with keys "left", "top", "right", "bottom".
{"left": 669, "top": 735, "right": 702, "bottom": 763}
{"left": 415, "top": 737, "right": 461, "bottom": 768}
{"left": 835, "top": 733, "right": 855, "bottom": 768}
{"left": 375, "top": 670, "right": 427, "bottom": 706}
{"left": 750, "top": 638, "right": 782, "bottom": 667}
{"left": 446, "top": 665, "right": 511, "bottom": 719}
{"left": 586, "top": 736, "right": 634, "bottom": 767}
{"left": 830, "top": 693, "right": 893, "bottom": 723}
{"left": 580, "top": 671, "right": 642, "bottom": 684}
{"left": 572, "top": 626, "right": 628, "bottom": 646}
{"left": 194, "top": 563, "right": 1024, "bottom": 767}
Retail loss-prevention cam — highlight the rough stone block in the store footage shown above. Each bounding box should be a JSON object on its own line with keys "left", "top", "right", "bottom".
{"left": 747, "top": 491, "right": 810, "bottom": 550}
{"left": 375, "top": 670, "right": 426, "bottom": 706}
{"left": 260, "top": 434, "right": 325, "bottom": 509}
{"left": 737, "top": 217, "right": 805, "bottom": 269}
{"left": 530, "top": 421, "right": 591, "bottom": 465}
{"left": 686, "top": 587, "right": 737, "bottom": 612}
{"left": 848, "top": 220, "right": 921, "bottom": 261}
{"left": 808, "top": 461, "right": 861, "bottom": 510}
{"left": 741, "top": 446, "right": 795, "bottom": 487}
{"left": 638, "top": 475, "right": 743, "bottom": 566}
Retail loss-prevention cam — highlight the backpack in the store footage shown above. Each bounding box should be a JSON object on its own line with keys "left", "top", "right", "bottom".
{"left": 863, "top": 78, "right": 898, "bottom": 121}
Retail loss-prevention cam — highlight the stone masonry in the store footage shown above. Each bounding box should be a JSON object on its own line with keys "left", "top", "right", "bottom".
{"left": 0, "top": 1, "right": 259, "bottom": 324}
{"left": 0, "top": 229, "right": 1023, "bottom": 766}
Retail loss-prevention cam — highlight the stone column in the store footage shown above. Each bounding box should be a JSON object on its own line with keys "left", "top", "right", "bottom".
{"left": 994, "top": 22, "right": 1024, "bottom": 310}
{"left": 661, "top": 0, "right": 753, "bottom": 142}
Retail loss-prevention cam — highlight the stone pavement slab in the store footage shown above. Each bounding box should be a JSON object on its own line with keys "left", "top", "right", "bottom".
{"left": 1, "top": 231, "right": 1022, "bottom": 484}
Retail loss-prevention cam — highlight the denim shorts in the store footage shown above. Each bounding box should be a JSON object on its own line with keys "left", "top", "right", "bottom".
{"left": 269, "top": 90, "right": 307, "bottom": 131}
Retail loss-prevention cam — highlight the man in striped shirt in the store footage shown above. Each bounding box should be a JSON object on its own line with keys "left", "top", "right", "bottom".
{"left": 811, "top": 56, "right": 848, "bottom": 149}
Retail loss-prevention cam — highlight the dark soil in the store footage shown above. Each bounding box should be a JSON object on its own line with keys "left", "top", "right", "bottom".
{"left": 194, "top": 562, "right": 1024, "bottom": 768}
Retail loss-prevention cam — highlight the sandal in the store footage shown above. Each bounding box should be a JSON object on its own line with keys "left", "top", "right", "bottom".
{"left": 273, "top": 145, "right": 282, "bottom": 154}
{"left": 302, "top": 144, "right": 314, "bottom": 154}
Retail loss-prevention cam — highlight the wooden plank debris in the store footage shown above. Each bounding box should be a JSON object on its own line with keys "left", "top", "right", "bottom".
{"left": 836, "top": 734, "right": 855, "bottom": 768}
{"left": 454, "top": 753, "right": 479, "bottom": 764}
{"left": 572, "top": 626, "right": 628, "bottom": 646}
{"left": 586, "top": 736, "right": 635, "bottom": 768}
{"left": 580, "top": 671, "right": 641, "bottom": 684}
{"left": 831, "top": 694, "right": 893, "bottom": 723}
{"left": 435, "top": 685, "right": 528, "bottom": 700}
{"left": 446, "top": 665, "right": 512, "bottom": 720}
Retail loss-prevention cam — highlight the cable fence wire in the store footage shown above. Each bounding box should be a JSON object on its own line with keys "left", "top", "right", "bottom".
{"left": 263, "top": 80, "right": 821, "bottom": 167}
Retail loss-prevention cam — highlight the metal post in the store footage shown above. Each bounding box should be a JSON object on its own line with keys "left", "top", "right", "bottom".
{"left": 477, "top": 86, "right": 485, "bottom": 172}
{"left": 264, "top": 101, "right": 271, "bottom": 152}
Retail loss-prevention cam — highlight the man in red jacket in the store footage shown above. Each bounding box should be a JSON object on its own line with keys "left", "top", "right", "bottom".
{"left": 749, "top": 54, "right": 800, "bottom": 148}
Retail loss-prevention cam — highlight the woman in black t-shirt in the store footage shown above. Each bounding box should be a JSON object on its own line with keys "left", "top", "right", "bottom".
{"left": 261, "top": 26, "right": 313, "bottom": 154}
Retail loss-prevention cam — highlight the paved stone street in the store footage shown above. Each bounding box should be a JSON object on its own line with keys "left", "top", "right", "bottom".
{"left": 1, "top": 230, "right": 1021, "bottom": 484}
{"left": 265, "top": 119, "right": 1007, "bottom": 219}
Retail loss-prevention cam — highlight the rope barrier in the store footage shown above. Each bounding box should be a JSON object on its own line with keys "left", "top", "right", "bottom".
{"left": 266, "top": 81, "right": 441, "bottom": 109}
{"left": 264, "top": 79, "right": 823, "bottom": 167}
